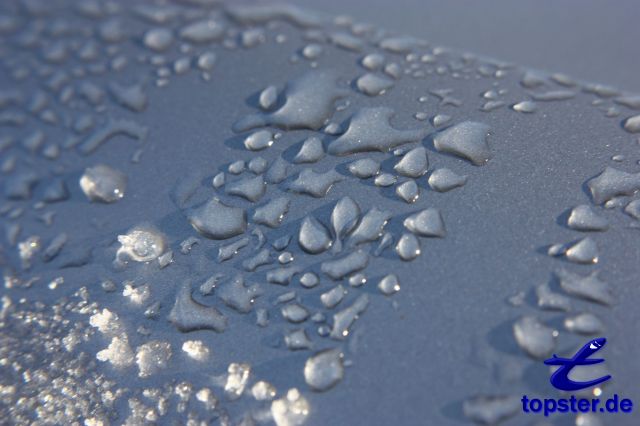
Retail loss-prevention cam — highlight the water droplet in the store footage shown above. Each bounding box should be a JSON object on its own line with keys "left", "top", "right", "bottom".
{"left": 348, "top": 208, "right": 391, "bottom": 246}
{"left": 282, "top": 303, "right": 309, "bottom": 323}
{"left": 556, "top": 269, "right": 614, "bottom": 305}
{"left": 463, "top": 395, "right": 520, "bottom": 425}
{"left": 567, "top": 205, "right": 609, "bottom": 231}
{"left": 218, "top": 275, "right": 261, "bottom": 313}
{"left": 327, "top": 107, "right": 427, "bottom": 155}
{"left": 512, "top": 100, "right": 537, "bottom": 113}
{"left": 271, "top": 388, "right": 309, "bottom": 426}
{"left": 587, "top": 166, "right": 640, "bottom": 204}
{"left": 108, "top": 82, "right": 147, "bottom": 112}
{"left": 252, "top": 380, "right": 277, "bottom": 401}
{"left": 622, "top": 115, "right": 640, "bottom": 133}
{"left": 403, "top": 208, "right": 446, "bottom": 237}
{"left": 299, "top": 216, "right": 332, "bottom": 254}
{"left": 361, "top": 53, "right": 385, "bottom": 70}
{"left": 225, "top": 363, "right": 251, "bottom": 399}
{"left": 356, "top": 73, "right": 394, "bottom": 96}
{"left": 378, "top": 274, "right": 400, "bottom": 295}
{"left": 226, "top": 175, "right": 266, "bottom": 202}
{"left": 80, "top": 164, "right": 127, "bottom": 203}
{"left": 529, "top": 89, "right": 576, "bottom": 101}
{"left": 394, "top": 146, "right": 428, "bottom": 177}
{"left": 135, "top": 340, "right": 172, "bottom": 378}
{"left": 180, "top": 19, "right": 225, "bottom": 43}
{"left": 513, "top": 316, "right": 556, "bottom": 359}
{"left": 330, "top": 294, "right": 369, "bottom": 339}
{"left": 348, "top": 158, "right": 380, "bottom": 178}
{"left": 395, "top": 180, "right": 420, "bottom": 203}
{"left": 253, "top": 197, "right": 290, "bottom": 228}
{"left": 431, "top": 114, "right": 451, "bottom": 128}
{"left": 374, "top": 173, "right": 397, "bottom": 187}
{"left": 259, "top": 85, "right": 278, "bottom": 111}
{"left": 433, "top": 121, "right": 491, "bottom": 166}
{"left": 330, "top": 196, "right": 360, "bottom": 252}
{"left": 188, "top": 199, "right": 247, "bottom": 240}
{"left": 182, "top": 340, "right": 210, "bottom": 361}
{"left": 169, "top": 282, "right": 227, "bottom": 332}
{"left": 565, "top": 237, "right": 599, "bottom": 264}
{"left": 428, "top": 168, "right": 467, "bottom": 192}
{"left": 266, "top": 157, "right": 289, "bottom": 184}
{"left": 304, "top": 349, "right": 344, "bottom": 391}
{"left": 564, "top": 313, "right": 604, "bottom": 335}
{"left": 320, "top": 285, "right": 346, "bottom": 309}
{"left": 117, "top": 226, "right": 165, "bottom": 262}
{"left": 285, "top": 329, "right": 313, "bottom": 351}
{"left": 624, "top": 199, "right": 640, "bottom": 219}
{"left": 289, "top": 168, "right": 341, "bottom": 198}
{"left": 293, "top": 136, "right": 324, "bottom": 163}
{"left": 234, "top": 70, "right": 346, "bottom": 132}
{"left": 536, "top": 283, "right": 572, "bottom": 311}
{"left": 143, "top": 28, "right": 173, "bottom": 52}
{"left": 300, "top": 272, "right": 319, "bottom": 289}
{"left": 244, "top": 130, "right": 274, "bottom": 151}
{"left": 322, "top": 250, "right": 369, "bottom": 280}
{"left": 395, "top": 233, "right": 421, "bottom": 261}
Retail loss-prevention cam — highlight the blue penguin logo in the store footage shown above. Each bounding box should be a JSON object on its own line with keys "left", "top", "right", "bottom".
{"left": 544, "top": 337, "right": 612, "bottom": 391}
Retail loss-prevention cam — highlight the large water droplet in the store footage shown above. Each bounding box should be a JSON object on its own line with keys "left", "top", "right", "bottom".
{"left": 299, "top": 216, "right": 332, "bottom": 254}
{"left": 188, "top": 199, "right": 247, "bottom": 240}
{"left": 304, "top": 349, "right": 344, "bottom": 391}
{"left": 79, "top": 164, "right": 127, "bottom": 203}
{"left": 432, "top": 121, "right": 491, "bottom": 166}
